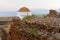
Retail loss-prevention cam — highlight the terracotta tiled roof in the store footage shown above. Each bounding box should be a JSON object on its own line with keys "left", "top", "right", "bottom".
{"left": 18, "top": 7, "right": 30, "bottom": 12}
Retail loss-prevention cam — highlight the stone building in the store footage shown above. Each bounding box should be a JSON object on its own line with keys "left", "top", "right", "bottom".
{"left": 17, "top": 7, "right": 32, "bottom": 19}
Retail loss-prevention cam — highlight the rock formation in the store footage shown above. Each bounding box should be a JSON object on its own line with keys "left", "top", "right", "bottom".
{"left": 1, "top": 10, "right": 60, "bottom": 40}
{"left": 48, "top": 10, "right": 57, "bottom": 17}
{"left": 48, "top": 10, "right": 60, "bottom": 18}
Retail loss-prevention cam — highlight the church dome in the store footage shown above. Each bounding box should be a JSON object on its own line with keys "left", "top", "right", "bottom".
{"left": 18, "top": 7, "right": 30, "bottom": 12}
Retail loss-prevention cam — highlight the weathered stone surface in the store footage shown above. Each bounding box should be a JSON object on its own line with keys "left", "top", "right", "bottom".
{"left": 0, "top": 10, "right": 60, "bottom": 40}
{"left": 47, "top": 10, "right": 60, "bottom": 18}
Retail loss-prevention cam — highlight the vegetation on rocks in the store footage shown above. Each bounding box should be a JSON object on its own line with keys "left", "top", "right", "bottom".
{"left": 5, "top": 16, "right": 59, "bottom": 40}
{"left": 22, "top": 14, "right": 36, "bottom": 21}
{"left": 1, "top": 10, "right": 60, "bottom": 40}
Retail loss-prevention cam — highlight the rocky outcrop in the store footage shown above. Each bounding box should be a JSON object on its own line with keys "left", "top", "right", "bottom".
{"left": 48, "top": 10, "right": 60, "bottom": 18}
{"left": 2, "top": 17, "right": 58, "bottom": 40}
{"left": 49, "top": 10, "right": 57, "bottom": 15}
{"left": 48, "top": 10, "right": 57, "bottom": 17}
{"left": 1, "top": 16, "right": 60, "bottom": 40}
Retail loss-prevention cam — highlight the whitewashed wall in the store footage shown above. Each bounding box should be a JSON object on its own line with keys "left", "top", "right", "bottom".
{"left": 17, "top": 12, "right": 32, "bottom": 19}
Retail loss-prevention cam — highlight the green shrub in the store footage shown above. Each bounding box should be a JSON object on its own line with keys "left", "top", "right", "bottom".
{"left": 42, "top": 15, "right": 47, "bottom": 18}
{"left": 22, "top": 14, "right": 36, "bottom": 21}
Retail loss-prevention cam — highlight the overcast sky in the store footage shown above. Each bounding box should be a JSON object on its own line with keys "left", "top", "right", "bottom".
{"left": 0, "top": 0, "right": 60, "bottom": 11}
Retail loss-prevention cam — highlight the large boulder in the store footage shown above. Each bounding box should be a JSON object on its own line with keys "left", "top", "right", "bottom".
{"left": 48, "top": 10, "right": 57, "bottom": 17}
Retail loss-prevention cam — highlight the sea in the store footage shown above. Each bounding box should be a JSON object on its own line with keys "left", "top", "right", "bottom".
{"left": 0, "top": 9, "right": 60, "bottom": 16}
{"left": 0, "top": 11, "right": 17, "bottom": 16}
